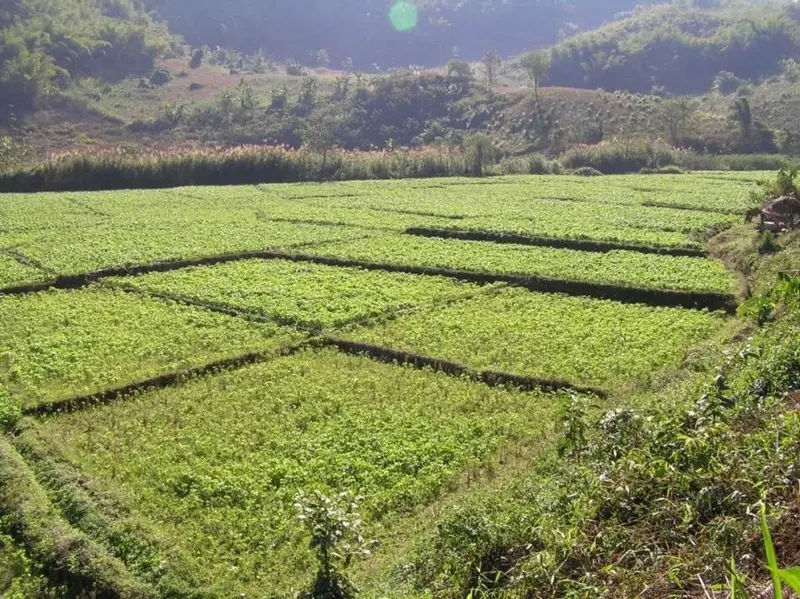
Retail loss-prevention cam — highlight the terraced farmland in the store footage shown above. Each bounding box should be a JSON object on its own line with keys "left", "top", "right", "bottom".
{"left": 0, "top": 173, "right": 762, "bottom": 597}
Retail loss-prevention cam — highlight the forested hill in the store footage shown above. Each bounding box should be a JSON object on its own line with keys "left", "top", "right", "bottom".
{"left": 0, "top": 0, "right": 170, "bottom": 113}
{"left": 546, "top": 1, "right": 800, "bottom": 94}
{"left": 143, "top": 0, "right": 655, "bottom": 69}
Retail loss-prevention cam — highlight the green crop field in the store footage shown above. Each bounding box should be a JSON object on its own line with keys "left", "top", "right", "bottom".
{"left": 0, "top": 173, "right": 765, "bottom": 597}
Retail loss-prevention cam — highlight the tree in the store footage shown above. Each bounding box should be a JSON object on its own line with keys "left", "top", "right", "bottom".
{"left": 236, "top": 79, "right": 256, "bottom": 111}
{"left": 661, "top": 97, "right": 696, "bottom": 146}
{"left": 464, "top": 133, "right": 497, "bottom": 176}
{"left": 732, "top": 98, "right": 753, "bottom": 139}
{"left": 315, "top": 49, "right": 330, "bottom": 68}
{"left": 189, "top": 48, "right": 203, "bottom": 69}
{"left": 301, "top": 106, "right": 347, "bottom": 177}
{"left": 298, "top": 77, "right": 319, "bottom": 112}
{"left": 481, "top": 50, "right": 502, "bottom": 85}
{"left": 331, "top": 76, "right": 350, "bottom": 102}
{"left": 446, "top": 59, "right": 473, "bottom": 81}
{"left": 520, "top": 50, "right": 552, "bottom": 127}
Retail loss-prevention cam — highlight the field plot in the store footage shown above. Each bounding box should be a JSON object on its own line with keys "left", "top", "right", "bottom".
{"left": 30, "top": 348, "right": 563, "bottom": 597}
{"left": 301, "top": 234, "right": 737, "bottom": 295}
{"left": 0, "top": 253, "right": 47, "bottom": 288}
{"left": 113, "top": 259, "right": 488, "bottom": 330}
{"left": 341, "top": 287, "right": 725, "bottom": 391}
{"left": 0, "top": 174, "right": 756, "bottom": 597}
{"left": 14, "top": 220, "right": 374, "bottom": 277}
{"left": 0, "top": 288, "right": 303, "bottom": 409}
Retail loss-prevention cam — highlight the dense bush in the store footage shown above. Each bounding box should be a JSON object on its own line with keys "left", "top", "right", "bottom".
{"left": 0, "top": 0, "right": 171, "bottom": 118}
{"left": 561, "top": 141, "right": 682, "bottom": 174}
{"left": 548, "top": 3, "right": 800, "bottom": 95}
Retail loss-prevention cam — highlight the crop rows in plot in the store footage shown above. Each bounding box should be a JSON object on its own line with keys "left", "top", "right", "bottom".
{"left": 0, "top": 174, "right": 754, "bottom": 596}
{"left": 0, "top": 175, "right": 759, "bottom": 291}
{"left": 300, "top": 235, "right": 737, "bottom": 295}
{"left": 111, "top": 258, "right": 490, "bottom": 331}
{"left": 22, "top": 348, "right": 567, "bottom": 597}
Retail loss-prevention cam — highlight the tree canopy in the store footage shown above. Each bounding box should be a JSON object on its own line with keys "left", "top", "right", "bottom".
{"left": 546, "top": 1, "right": 800, "bottom": 94}
{"left": 0, "top": 0, "right": 170, "bottom": 115}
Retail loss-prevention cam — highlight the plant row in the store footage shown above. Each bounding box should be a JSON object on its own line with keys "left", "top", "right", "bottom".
{"left": 302, "top": 235, "right": 738, "bottom": 295}
{"left": 340, "top": 287, "right": 726, "bottom": 391}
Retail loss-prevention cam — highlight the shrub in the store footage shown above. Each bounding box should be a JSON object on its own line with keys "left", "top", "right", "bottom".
{"left": 640, "top": 165, "right": 686, "bottom": 175}
{"left": 498, "top": 154, "right": 555, "bottom": 175}
{"left": 294, "top": 491, "right": 375, "bottom": 599}
{"left": 149, "top": 68, "right": 171, "bottom": 86}
{"left": 562, "top": 141, "right": 681, "bottom": 174}
{"left": 712, "top": 70, "right": 742, "bottom": 95}
{"left": 0, "top": 145, "right": 492, "bottom": 192}
{"left": 758, "top": 231, "right": 780, "bottom": 254}
{"left": 189, "top": 48, "right": 203, "bottom": 69}
{"left": 286, "top": 61, "right": 306, "bottom": 76}
{"left": 572, "top": 166, "right": 603, "bottom": 176}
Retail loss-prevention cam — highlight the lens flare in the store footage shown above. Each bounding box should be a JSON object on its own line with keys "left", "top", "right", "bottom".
{"left": 389, "top": 1, "right": 418, "bottom": 33}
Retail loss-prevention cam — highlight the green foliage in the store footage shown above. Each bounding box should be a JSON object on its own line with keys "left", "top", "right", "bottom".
{"left": 0, "top": 288, "right": 302, "bottom": 408}
{"left": 518, "top": 50, "right": 551, "bottom": 87}
{"left": 0, "top": 0, "right": 171, "bottom": 115}
{"left": 415, "top": 298, "right": 800, "bottom": 596}
{"left": 446, "top": 59, "right": 473, "bottom": 80}
{"left": 562, "top": 140, "right": 683, "bottom": 174}
{"left": 0, "top": 172, "right": 793, "bottom": 597}
{"left": 0, "top": 137, "right": 32, "bottom": 174}
{"left": 759, "top": 231, "right": 780, "bottom": 254}
{"left": 738, "top": 294, "right": 775, "bottom": 325}
{"left": 307, "top": 234, "right": 736, "bottom": 294}
{"left": 557, "top": 395, "right": 590, "bottom": 457}
{"left": 0, "top": 145, "right": 486, "bottom": 193}
{"left": 114, "top": 258, "right": 482, "bottom": 330}
{"left": 0, "top": 535, "right": 51, "bottom": 598}
{"left": 572, "top": 166, "right": 603, "bottom": 176}
{"left": 34, "top": 348, "right": 559, "bottom": 595}
{"left": 713, "top": 70, "right": 743, "bottom": 95}
{"left": 548, "top": 3, "right": 800, "bottom": 95}
{"left": 662, "top": 97, "right": 697, "bottom": 146}
{"left": 343, "top": 287, "right": 725, "bottom": 391}
{"left": 295, "top": 491, "right": 374, "bottom": 599}
{"left": 0, "top": 387, "right": 21, "bottom": 433}
{"left": 463, "top": 134, "right": 497, "bottom": 176}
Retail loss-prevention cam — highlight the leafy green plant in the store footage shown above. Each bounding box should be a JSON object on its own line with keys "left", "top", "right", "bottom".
{"left": 557, "top": 394, "right": 589, "bottom": 457}
{"left": 731, "top": 505, "right": 800, "bottom": 599}
{"left": 738, "top": 295, "right": 776, "bottom": 326}
{"left": 294, "top": 491, "right": 375, "bottom": 599}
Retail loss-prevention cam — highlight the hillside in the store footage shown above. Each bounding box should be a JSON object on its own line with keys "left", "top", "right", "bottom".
{"left": 0, "top": 0, "right": 171, "bottom": 120}
{"left": 143, "top": 0, "right": 655, "bottom": 69}
{"left": 546, "top": 1, "right": 800, "bottom": 94}
{"left": 6, "top": 1, "right": 800, "bottom": 171}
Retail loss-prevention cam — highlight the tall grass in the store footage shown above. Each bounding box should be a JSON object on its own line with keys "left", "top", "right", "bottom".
{"left": 561, "top": 140, "right": 685, "bottom": 174}
{"left": 1, "top": 143, "right": 796, "bottom": 193}
{"left": 0, "top": 145, "right": 480, "bottom": 193}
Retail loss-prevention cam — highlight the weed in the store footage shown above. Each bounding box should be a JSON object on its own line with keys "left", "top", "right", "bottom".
{"left": 294, "top": 491, "right": 376, "bottom": 599}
